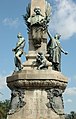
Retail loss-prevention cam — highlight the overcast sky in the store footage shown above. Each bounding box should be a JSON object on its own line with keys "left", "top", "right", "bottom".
{"left": 0, "top": 0, "right": 76, "bottom": 114}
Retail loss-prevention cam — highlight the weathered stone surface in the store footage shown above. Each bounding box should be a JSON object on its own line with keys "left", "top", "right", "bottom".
{"left": 7, "top": 0, "right": 68, "bottom": 119}
{"left": 28, "top": 28, "right": 47, "bottom": 53}
{"left": 7, "top": 68, "right": 67, "bottom": 119}
{"left": 7, "top": 69, "right": 68, "bottom": 90}
{"left": 7, "top": 90, "right": 64, "bottom": 119}
{"left": 27, "top": 0, "right": 48, "bottom": 53}
{"left": 31, "top": 0, "right": 46, "bottom": 17}
{"left": 28, "top": 26, "right": 47, "bottom": 53}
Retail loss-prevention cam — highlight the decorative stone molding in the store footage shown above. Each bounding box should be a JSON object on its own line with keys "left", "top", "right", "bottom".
{"left": 7, "top": 70, "right": 68, "bottom": 91}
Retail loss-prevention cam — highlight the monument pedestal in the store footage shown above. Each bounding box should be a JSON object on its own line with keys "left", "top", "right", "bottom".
{"left": 7, "top": 69, "right": 68, "bottom": 119}
{"left": 6, "top": 0, "right": 68, "bottom": 118}
{"left": 7, "top": 91, "right": 63, "bottom": 119}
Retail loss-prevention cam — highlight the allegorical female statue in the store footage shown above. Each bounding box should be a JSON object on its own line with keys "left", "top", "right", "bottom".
{"left": 47, "top": 31, "right": 68, "bottom": 71}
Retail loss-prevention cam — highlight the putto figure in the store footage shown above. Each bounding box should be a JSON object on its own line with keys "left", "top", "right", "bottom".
{"left": 47, "top": 31, "right": 68, "bottom": 71}
{"left": 12, "top": 33, "right": 25, "bottom": 71}
{"left": 32, "top": 52, "right": 48, "bottom": 70}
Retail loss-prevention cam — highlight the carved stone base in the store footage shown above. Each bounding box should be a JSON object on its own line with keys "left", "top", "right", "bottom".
{"left": 7, "top": 69, "right": 68, "bottom": 119}
{"left": 7, "top": 69, "right": 67, "bottom": 90}
{"left": 7, "top": 90, "right": 65, "bottom": 119}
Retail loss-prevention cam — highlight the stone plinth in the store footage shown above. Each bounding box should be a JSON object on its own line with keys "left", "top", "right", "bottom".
{"left": 7, "top": 90, "right": 64, "bottom": 119}
{"left": 7, "top": 70, "right": 67, "bottom": 90}
{"left": 22, "top": 53, "right": 52, "bottom": 70}
{"left": 7, "top": 69, "right": 68, "bottom": 119}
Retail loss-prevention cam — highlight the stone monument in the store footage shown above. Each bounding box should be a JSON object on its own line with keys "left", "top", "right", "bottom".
{"left": 6, "top": 0, "right": 68, "bottom": 119}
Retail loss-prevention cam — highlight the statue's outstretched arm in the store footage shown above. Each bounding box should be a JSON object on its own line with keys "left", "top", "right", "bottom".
{"left": 47, "top": 30, "right": 53, "bottom": 40}
{"left": 61, "top": 48, "right": 68, "bottom": 55}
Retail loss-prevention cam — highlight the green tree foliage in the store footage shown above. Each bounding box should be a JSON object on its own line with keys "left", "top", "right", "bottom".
{"left": 65, "top": 111, "right": 76, "bottom": 119}
{"left": 0, "top": 100, "right": 10, "bottom": 119}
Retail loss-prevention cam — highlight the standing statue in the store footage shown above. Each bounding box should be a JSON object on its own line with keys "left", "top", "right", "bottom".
{"left": 47, "top": 31, "right": 68, "bottom": 71}
{"left": 12, "top": 33, "right": 25, "bottom": 71}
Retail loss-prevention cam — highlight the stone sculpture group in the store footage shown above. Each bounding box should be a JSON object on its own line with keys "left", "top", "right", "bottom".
{"left": 7, "top": 1, "right": 68, "bottom": 119}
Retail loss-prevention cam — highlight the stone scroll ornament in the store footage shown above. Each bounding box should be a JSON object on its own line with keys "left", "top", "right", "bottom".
{"left": 46, "top": 88, "right": 64, "bottom": 115}
{"left": 8, "top": 89, "right": 26, "bottom": 115}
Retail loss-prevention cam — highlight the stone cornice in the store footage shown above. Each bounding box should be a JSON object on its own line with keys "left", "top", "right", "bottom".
{"left": 7, "top": 70, "right": 68, "bottom": 91}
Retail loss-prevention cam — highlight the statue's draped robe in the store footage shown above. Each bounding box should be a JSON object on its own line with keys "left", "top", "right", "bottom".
{"left": 52, "top": 39, "right": 61, "bottom": 64}
{"left": 49, "top": 38, "right": 63, "bottom": 66}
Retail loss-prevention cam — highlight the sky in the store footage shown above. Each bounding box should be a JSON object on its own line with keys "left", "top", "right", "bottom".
{"left": 0, "top": 0, "right": 76, "bottom": 114}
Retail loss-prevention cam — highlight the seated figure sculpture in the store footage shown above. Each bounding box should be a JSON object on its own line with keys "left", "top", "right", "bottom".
{"left": 12, "top": 33, "right": 25, "bottom": 71}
